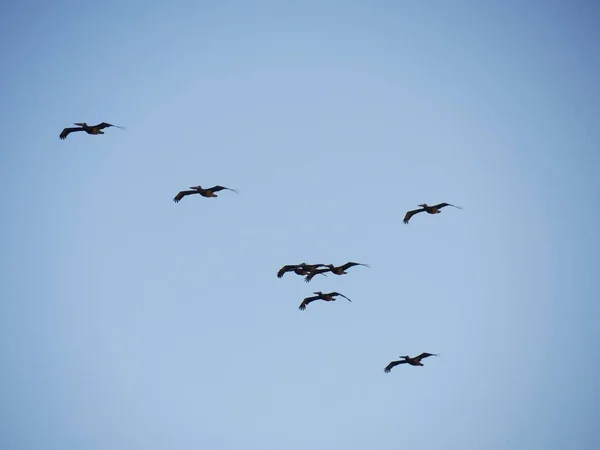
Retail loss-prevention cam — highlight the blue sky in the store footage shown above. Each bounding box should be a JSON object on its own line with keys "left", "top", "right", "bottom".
{"left": 1, "top": 1, "right": 599, "bottom": 449}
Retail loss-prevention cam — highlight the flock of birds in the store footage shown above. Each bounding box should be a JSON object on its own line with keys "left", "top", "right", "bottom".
{"left": 59, "top": 121, "right": 463, "bottom": 374}
{"left": 275, "top": 261, "right": 443, "bottom": 372}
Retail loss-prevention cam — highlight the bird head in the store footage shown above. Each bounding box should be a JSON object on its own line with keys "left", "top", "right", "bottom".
{"left": 313, "top": 291, "right": 323, "bottom": 295}
{"left": 74, "top": 122, "right": 88, "bottom": 127}
{"left": 401, "top": 355, "right": 410, "bottom": 360}
{"left": 189, "top": 185, "right": 202, "bottom": 190}
{"left": 418, "top": 204, "right": 428, "bottom": 208}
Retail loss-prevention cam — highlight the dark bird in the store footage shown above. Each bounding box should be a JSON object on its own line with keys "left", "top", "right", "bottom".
{"left": 277, "top": 263, "right": 328, "bottom": 279}
{"left": 402, "top": 203, "right": 462, "bottom": 224}
{"left": 304, "top": 262, "right": 369, "bottom": 282}
{"left": 298, "top": 291, "right": 352, "bottom": 310}
{"left": 384, "top": 353, "right": 439, "bottom": 372}
{"left": 59, "top": 122, "right": 125, "bottom": 140}
{"left": 173, "top": 185, "right": 238, "bottom": 203}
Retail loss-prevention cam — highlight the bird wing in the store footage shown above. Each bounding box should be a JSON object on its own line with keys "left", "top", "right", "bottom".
{"left": 299, "top": 296, "right": 321, "bottom": 310}
{"left": 59, "top": 127, "right": 83, "bottom": 140}
{"left": 95, "top": 122, "right": 126, "bottom": 130}
{"left": 330, "top": 292, "right": 352, "bottom": 302}
{"left": 301, "top": 263, "right": 327, "bottom": 270}
{"left": 384, "top": 360, "right": 407, "bottom": 373}
{"left": 339, "top": 262, "right": 369, "bottom": 271}
{"left": 433, "top": 203, "right": 462, "bottom": 210}
{"left": 173, "top": 190, "right": 198, "bottom": 203}
{"left": 403, "top": 208, "right": 425, "bottom": 224}
{"left": 304, "top": 268, "right": 331, "bottom": 282}
{"left": 277, "top": 265, "right": 298, "bottom": 278}
{"left": 207, "top": 185, "right": 238, "bottom": 194}
{"left": 415, "top": 352, "right": 438, "bottom": 360}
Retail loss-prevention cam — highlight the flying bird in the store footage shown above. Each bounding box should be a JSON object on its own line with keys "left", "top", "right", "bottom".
{"left": 277, "top": 263, "right": 328, "bottom": 278}
{"left": 59, "top": 122, "right": 125, "bottom": 140}
{"left": 173, "top": 185, "right": 238, "bottom": 203}
{"left": 298, "top": 291, "right": 352, "bottom": 310}
{"left": 304, "top": 262, "right": 369, "bottom": 282}
{"left": 403, "top": 203, "right": 462, "bottom": 224}
{"left": 384, "top": 353, "right": 439, "bottom": 372}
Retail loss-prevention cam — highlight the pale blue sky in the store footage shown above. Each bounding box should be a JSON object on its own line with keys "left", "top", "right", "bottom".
{"left": 1, "top": 1, "right": 599, "bottom": 449}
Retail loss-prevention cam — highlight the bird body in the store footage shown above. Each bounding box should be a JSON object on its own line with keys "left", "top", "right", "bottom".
{"left": 403, "top": 203, "right": 462, "bottom": 224}
{"left": 298, "top": 291, "right": 352, "bottom": 310}
{"left": 384, "top": 353, "right": 438, "bottom": 372}
{"left": 59, "top": 122, "right": 124, "bottom": 140}
{"left": 173, "top": 185, "right": 238, "bottom": 203}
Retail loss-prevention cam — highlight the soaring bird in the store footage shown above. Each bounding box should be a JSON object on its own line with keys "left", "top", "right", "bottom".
{"left": 173, "top": 185, "right": 238, "bottom": 203}
{"left": 298, "top": 291, "right": 352, "bottom": 310}
{"left": 277, "top": 263, "right": 328, "bottom": 278}
{"left": 402, "top": 203, "right": 462, "bottom": 224}
{"left": 59, "top": 122, "right": 125, "bottom": 140}
{"left": 304, "top": 262, "right": 369, "bottom": 282}
{"left": 383, "top": 353, "right": 439, "bottom": 372}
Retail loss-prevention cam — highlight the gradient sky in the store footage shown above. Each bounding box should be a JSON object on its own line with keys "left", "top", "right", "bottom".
{"left": 1, "top": 1, "right": 599, "bottom": 449}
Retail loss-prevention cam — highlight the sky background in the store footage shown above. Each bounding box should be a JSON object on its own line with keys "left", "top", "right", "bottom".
{"left": 1, "top": 1, "right": 599, "bottom": 449}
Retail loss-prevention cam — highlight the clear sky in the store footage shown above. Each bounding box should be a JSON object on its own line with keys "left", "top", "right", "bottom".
{"left": 1, "top": 1, "right": 599, "bottom": 449}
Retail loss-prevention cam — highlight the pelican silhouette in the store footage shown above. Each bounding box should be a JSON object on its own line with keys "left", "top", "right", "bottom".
{"left": 298, "top": 291, "right": 352, "bottom": 310}
{"left": 59, "top": 122, "right": 125, "bottom": 140}
{"left": 403, "top": 203, "right": 462, "bottom": 224}
{"left": 384, "top": 353, "right": 439, "bottom": 372}
{"left": 173, "top": 185, "right": 238, "bottom": 203}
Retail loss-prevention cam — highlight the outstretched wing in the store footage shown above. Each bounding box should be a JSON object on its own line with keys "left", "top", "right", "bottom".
{"left": 330, "top": 292, "right": 352, "bottom": 302}
{"left": 299, "top": 295, "right": 321, "bottom": 310}
{"left": 339, "top": 262, "right": 369, "bottom": 271}
{"left": 415, "top": 352, "right": 439, "bottom": 360}
{"left": 384, "top": 360, "right": 407, "bottom": 373}
{"left": 304, "top": 268, "right": 331, "bottom": 282}
{"left": 403, "top": 208, "right": 425, "bottom": 224}
{"left": 207, "top": 185, "right": 238, "bottom": 194}
{"left": 59, "top": 127, "right": 83, "bottom": 140}
{"left": 277, "top": 264, "right": 299, "bottom": 278}
{"left": 94, "top": 122, "right": 126, "bottom": 130}
{"left": 433, "top": 203, "right": 462, "bottom": 210}
{"left": 173, "top": 190, "right": 198, "bottom": 203}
